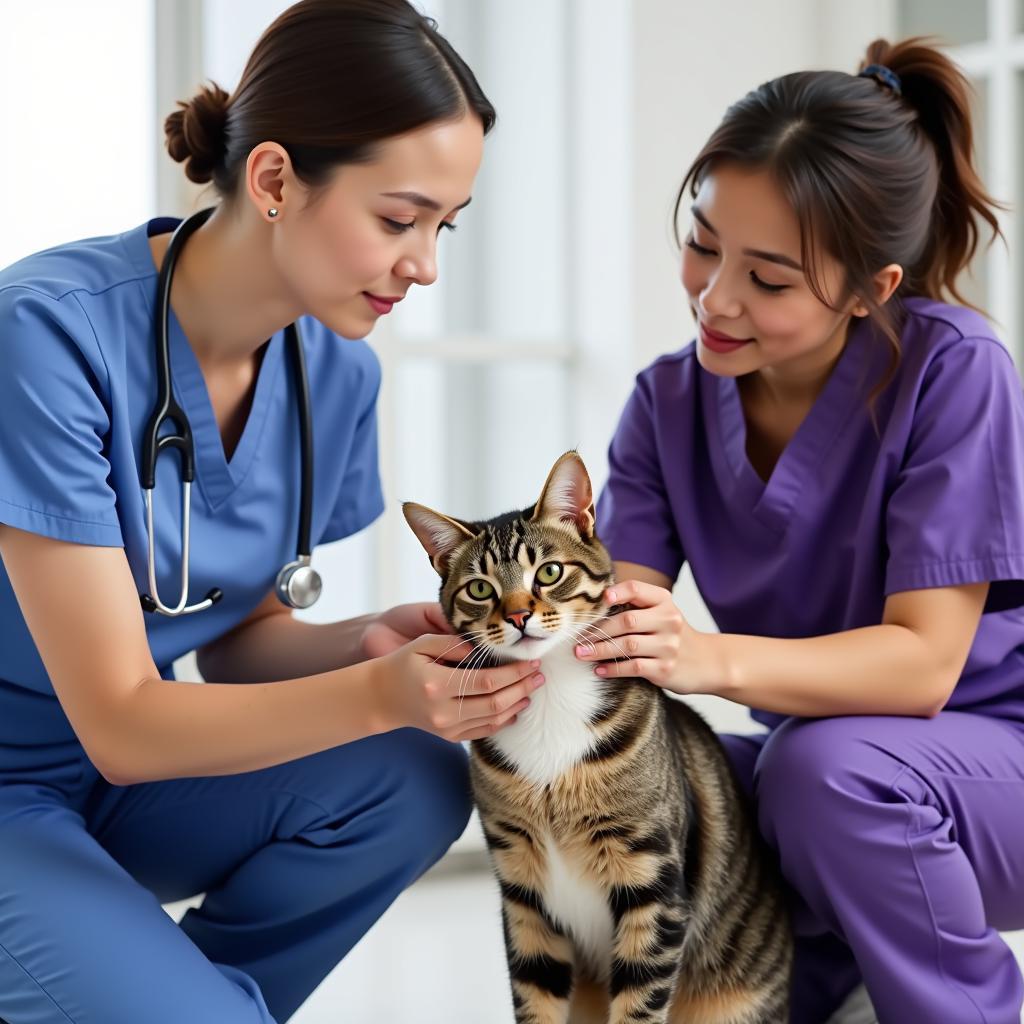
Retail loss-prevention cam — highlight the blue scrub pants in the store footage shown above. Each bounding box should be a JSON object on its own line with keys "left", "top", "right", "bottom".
{"left": 0, "top": 682, "right": 472, "bottom": 1024}
{"left": 721, "top": 711, "right": 1024, "bottom": 1024}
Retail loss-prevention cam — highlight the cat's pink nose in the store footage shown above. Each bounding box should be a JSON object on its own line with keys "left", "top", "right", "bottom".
{"left": 505, "top": 609, "right": 532, "bottom": 631}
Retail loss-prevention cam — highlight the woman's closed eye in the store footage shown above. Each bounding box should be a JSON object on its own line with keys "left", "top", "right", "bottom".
{"left": 685, "top": 237, "right": 789, "bottom": 294}
{"left": 381, "top": 217, "right": 458, "bottom": 235}
{"left": 685, "top": 237, "right": 716, "bottom": 258}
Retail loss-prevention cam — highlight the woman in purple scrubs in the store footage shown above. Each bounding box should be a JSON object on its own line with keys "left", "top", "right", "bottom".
{"left": 587, "top": 37, "right": 1024, "bottom": 1024}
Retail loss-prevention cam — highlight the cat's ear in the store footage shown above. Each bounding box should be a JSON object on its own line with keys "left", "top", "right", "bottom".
{"left": 402, "top": 502, "right": 478, "bottom": 575}
{"left": 532, "top": 450, "right": 595, "bottom": 539}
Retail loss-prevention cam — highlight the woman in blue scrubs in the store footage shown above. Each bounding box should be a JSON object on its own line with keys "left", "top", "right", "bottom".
{"left": 0, "top": 3, "right": 544, "bottom": 1022}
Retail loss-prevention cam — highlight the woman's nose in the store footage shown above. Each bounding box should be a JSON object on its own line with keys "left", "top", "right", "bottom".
{"left": 395, "top": 240, "right": 438, "bottom": 287}
{"left": 699, "top": 270, "right": 742, "bottom": 319}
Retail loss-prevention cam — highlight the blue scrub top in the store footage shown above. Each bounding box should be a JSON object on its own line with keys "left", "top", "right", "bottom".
{"left": 0, "top": 217, "right": 385, "bottom": 695}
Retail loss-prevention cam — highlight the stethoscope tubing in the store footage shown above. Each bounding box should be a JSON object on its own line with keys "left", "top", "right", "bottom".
{"left": 139, "top": 207, "right": 318, "bottom": 616}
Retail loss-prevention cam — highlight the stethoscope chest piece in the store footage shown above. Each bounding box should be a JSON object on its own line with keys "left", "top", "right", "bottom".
{"left": 276, "top": 557, "right": 323, "bottom": 610}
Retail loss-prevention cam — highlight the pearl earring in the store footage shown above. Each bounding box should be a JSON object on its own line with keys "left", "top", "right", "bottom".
{"left": 267, "top": 208, "right": 279, "bottom": 219}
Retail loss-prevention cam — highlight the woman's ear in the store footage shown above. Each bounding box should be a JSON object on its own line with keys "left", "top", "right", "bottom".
{"left": 851, "top": 263, "right": 904, "bottom": 316}
{"left": 244, "top": 142, "right": 294, "bottom": 221}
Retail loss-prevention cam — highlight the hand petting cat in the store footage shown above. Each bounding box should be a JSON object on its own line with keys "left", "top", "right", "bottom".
{"left": 574, "top": 579, "right": 726, "bottom": 695}
{"left": 360, "top": 601, "right": 453, "bottom": 658}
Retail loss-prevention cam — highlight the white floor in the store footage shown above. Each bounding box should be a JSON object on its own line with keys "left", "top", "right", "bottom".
{"left": 165, "top": 843, "right": 1024, "bottom": 1024}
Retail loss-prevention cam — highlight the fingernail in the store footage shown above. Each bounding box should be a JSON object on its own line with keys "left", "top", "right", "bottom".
{"left": 533, "top": 673, "right": 545, "bottom": 686}
{"left": 595, "top": 666, "right": 607, "bottom": 676}
{"left": 530, "top": 659, "right": 541, "bottom": 668}
{"left": 575, "top": 644, "right": 592, "bottom": 657}
{"left": 606, "top": 590, "right": 617, "bottom": 602}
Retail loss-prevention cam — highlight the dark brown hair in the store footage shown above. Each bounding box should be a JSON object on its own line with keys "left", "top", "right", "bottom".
{"left": 674, "top": 37, "right": 1004, "bottom": 394}
{"left": 164, "top": 0, "right": 496, "bottom": 200}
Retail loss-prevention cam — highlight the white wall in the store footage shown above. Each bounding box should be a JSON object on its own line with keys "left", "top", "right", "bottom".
{"left": 0, "top": 0, "right": 155, "bottom": 268}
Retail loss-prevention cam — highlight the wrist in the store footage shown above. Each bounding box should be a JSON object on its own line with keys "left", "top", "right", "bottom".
{"left": 702, "top": 632, "right": 740, "bottom": 699}
{"left": 360, "top": 656, "right": 399, "bottom": 735}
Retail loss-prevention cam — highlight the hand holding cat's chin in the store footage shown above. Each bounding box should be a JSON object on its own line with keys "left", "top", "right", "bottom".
{"left": 573, "top": 579, "right": 727, "bottom": 696}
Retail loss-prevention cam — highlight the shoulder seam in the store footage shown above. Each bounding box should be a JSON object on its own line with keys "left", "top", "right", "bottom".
{"left": 68, "top": 292, "right": 114, "bottom": 396}
{"left": 0, "top": 271, "right": 154, "bottom": 306}
{"left": 905, "top": 302, "right": 997, "bottom": 342}
{"left": 931, "top": 332, "right": 1015, "bottom": 368}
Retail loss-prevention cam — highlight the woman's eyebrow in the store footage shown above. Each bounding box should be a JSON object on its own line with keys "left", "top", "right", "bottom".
{"left": 691, "top": 204, "right": 803, "bottom": 271}
{"left": 381, "top": 191, "right": 473, "bottom": 213}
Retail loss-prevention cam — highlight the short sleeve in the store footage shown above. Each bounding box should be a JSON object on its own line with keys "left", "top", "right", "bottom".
{"left": 317, "top": 348, "right": 385, "bottom": 545}
{"left": 0, "top": 287, "right": 123, "bottom": 546}
{"left": 595, "top": 369, "right": 685, "bottom": 581}
{"left": 885, "top": 336, "right": 1024, "bottom": 613}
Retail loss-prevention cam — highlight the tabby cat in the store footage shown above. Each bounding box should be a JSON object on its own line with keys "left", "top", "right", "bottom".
{"left": 403, "top": 451, "right": 792, "bottom": 1024}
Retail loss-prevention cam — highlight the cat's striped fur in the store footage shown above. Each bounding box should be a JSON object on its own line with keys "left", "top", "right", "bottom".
{"left": 404, "top": 451, "right": 792, "bottom": 1024}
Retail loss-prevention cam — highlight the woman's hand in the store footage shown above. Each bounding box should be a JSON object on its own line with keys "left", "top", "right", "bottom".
{"left": 360, "top": 602, "right": 452, "bottom": 659}
{"left": 370, "top": 633, "right": 546, "bottom": 741}
{"left": 574, "top": 579, "right": 725, "bottom": 695}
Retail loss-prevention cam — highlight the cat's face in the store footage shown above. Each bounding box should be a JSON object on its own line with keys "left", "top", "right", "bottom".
{"left": 403, "top": 452, "right": 614, "bottom": 661}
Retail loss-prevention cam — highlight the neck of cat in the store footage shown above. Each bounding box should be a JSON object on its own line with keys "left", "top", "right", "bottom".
{"left": 487, "top": 637, "right": 610, "bottom": 787}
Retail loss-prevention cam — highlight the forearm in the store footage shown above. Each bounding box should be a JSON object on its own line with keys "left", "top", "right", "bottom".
{"left": 197, "top": 611, "right": 377, "bottom": 683}
{"left": 709, "top": 623, "right": 951, "bottom": 718}
{"left": 100, "top": 659, "right": 388, "bottom": 785}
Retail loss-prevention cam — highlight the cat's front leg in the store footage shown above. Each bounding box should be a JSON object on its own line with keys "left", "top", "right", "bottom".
{"left": 501, "top": 886, "right": 577, "bottom": 1024}
{"left": 606, "top": 876, "right": 686, "bottom": 1024}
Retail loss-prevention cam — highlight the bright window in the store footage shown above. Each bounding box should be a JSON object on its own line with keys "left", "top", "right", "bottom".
{"left": 0, "top": 0, "right": 155, "bottom": 268}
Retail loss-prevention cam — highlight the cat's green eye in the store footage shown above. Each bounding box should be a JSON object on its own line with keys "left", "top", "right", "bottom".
{"left": 467, "top": 579, "right": 495, "bottom": 601}
{"left": 536, "top": 562, "right": 564, "bottom": 586}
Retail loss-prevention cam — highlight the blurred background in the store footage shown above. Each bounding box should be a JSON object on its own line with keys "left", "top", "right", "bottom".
{"left": 2, "top": 1, "right": 1022, "bottom": 1020}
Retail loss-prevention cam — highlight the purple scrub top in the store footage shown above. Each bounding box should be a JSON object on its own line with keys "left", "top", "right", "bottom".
{"left": 596, "top": 297, "right": 1024, "bottom": 730}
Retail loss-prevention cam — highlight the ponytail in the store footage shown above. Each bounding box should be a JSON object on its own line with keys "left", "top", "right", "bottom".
{"left": 861, "top": 37, "right": 1005, "bottom": 308}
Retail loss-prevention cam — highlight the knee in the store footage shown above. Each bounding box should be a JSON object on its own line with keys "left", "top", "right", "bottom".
{"left": 380, "top": 729, "right": 473, "bottom": 861}
{"left": 753, "top": 717, "right": 904, "bottom": 852}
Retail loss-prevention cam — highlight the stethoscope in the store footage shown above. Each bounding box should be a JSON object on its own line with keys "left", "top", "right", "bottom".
{"left": 139, "top": 206, "right": 322, "bottom": 616}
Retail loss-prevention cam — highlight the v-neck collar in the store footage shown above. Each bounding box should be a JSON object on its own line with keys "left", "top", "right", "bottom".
{"left": 707, "top": 316, "right": 873, "bottom": 534}
{"left": 130, "top": 217, "right": 285, "bottom": 510}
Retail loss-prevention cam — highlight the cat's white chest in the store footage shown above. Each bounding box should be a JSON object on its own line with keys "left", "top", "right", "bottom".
{"left": 542, "top": 833, "right": 615, "bottom": 981}
{"left": 488, "top": 642, "right": 605, "bottom": 787}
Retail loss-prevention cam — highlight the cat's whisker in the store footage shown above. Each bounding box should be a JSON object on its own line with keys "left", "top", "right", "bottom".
{"left": 444, "top": 643, "right": 490, "bottom": 694}
{"left": 576, "top": 627, "right": 631, "bottom": 662}
{"left": 456, "top": 644, "right": 494, "bottom": 719}
{"left": 561, "top": 618, "right": 632, "bottom": 662}
{"left": 429, "top": 629, "right": 493, "bottom": 666}
{"left": 445, "top": 639, "right": 490, "bottom": 689}
{"left": 565, "top": 625, "right": 618, "bottom": 659}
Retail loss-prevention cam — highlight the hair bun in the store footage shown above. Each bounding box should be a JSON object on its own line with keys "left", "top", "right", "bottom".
{"left": 164, "top": 81, "right": 230, "bottom": 185}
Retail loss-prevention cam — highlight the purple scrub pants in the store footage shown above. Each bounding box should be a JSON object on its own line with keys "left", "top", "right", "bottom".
{"left": 720, "top": 712, "right": 1024, "bottom": 1024}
